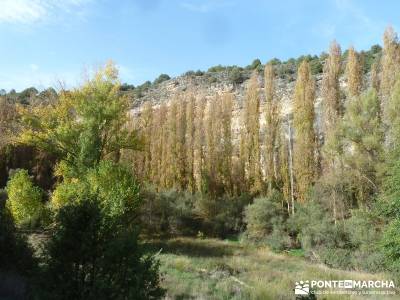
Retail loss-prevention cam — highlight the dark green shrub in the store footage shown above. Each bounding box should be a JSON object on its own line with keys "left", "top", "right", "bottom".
{"left": 345, "top": 209, "right": 384, "bottom": 272}
{"left": 36, "top": 199, "right": 165, "bottom": 300}
{"left": 288, "top": 201, "right": 348, "bottom": 264}
{"left": 184, "top": 70, "right": 195, "bottom": 76}
{"left": 197, "top": 193, "right": 252, "bottom": 237}
{"left": 246, "top": 58, "right": 263, "bottom": 71}
{"left": 266, "top": 223, "right": 292, "bottom": 251}
{"left": 229, "top": 67, "right": 246, "bottom": 84}
{"left": 153, "top": 74, "right": 170, "bottom": 85}
{"left": 0, "top": 198, "right": 36, "bottom": 299}
{"left": 244, "top": 191, "right": 287, "bottom": 241}
{"left": 381, "top": 218, "right": 400, "bottom": 274}
{"left": 195, "top": 70, "right": 204, "bottom": 76}
{"left": 207, "top": 65, "right": 226, "bottom": 72}
{"left": 140, "top": 188, "right": 200, "bottom": 236}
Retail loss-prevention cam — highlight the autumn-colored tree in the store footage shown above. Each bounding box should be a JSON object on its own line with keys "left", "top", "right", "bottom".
{"left": 150, "top": 104, "right": 167, "bottom": 188}
{"left": 386, "top": 77, "right": 400, "bottom": 153}
{"left": 277, "top": 128, "right": 291, "bottom": 213}
{"left": 346, "top": 46, "right": 362, "bottom": 98}
{"left": 194, "top": 98, "right": 206, "bottom": 192}
{"left": 158, "top": 103, "right": 169, "bottom": 188}
{"left": 204, "top": 96, "right": 219, "bottom": 195}
{"left": 219, "top": 93, "right": 233, "bottom": 194}
{"left": 322, "top": 41, "right": 342, "bottom": 172}
{"left": 165, "top": 98, "right": 178, "bottom": 188}
{"left": 381, "top": 26, "right": 400, "bottom": 124}
{"left": 264, "top": 62, "right": 280, "bottom": 193}
{"left": 140, "top": 102, "right": 154, "bottom": 182}
{"left": 293, "top": 61, "right": 316, "bottom": 202}
{"left": 241, "top": 72, "right": 263, "bottom": 193}
{"left": 381, "top": 26, "right": 400, "bottom": 98}
{"left": 186, "top": 94, "right": 196, "bottom": 193}
{"left": 370, "top": 60, "right": 381, "bottom": 92}
{"left": 0, "top": 97, "right": 17, "bottom": 147}
{"left": 176, "top": 96, "right": 188, "bottom": 189}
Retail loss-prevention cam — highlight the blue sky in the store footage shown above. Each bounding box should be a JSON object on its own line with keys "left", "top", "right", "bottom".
{"left": 0, "top": 0, "right": 398, "bottom": 91}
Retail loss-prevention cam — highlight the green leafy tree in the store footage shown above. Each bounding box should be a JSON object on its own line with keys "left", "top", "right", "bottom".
{"left": 18, "top": 61, "right": 141, "bottom": 177}
{"left": 341, "top": 89, "right": 383, "bottom": 207}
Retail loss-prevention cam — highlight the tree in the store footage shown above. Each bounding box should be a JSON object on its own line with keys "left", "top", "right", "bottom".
{"left": 0, "top": 97, "right": 17, "bottom": 147}
{"left": 6, "top": 169, "right": 43, "bottom": 226}
{"left": 193, "top": 98, "right": 206, "bottom": 192}
{"left": 381, "top": 26, "right": 400, "bottom": 99}
{"left": 220, "top": 93, "right": 233, "bottom": 194}
{"left": 140, "top": 102, "right": 154, "bottom": 182}
{"left": 321, "top": 41, "right": 345, "bottom": 221}
{"left": 18, "top": 61, "right": 141, "bottom": 177}
{"left": 322, "top": 41, "right": 342, "bottom": 140}
{"left": 37, "top": 199, "right": 165, "bottom": 300}
{"left": 241, "top": 72, "right": 263, "bottom": 193}
{"left": 370, "top": 60, "right": 381, "bottom": 92}
{"left": 346, "top": 46, "right": 362, "bottom": 98}
{"left": 341, "top": 89, "right": 383, "bottom": 207}
{"left": 381, "top": 26, "right": 400, "bottom": 125}
{"left": 293, "top": 61, "right": 316, "bottom": 202}
{"left": 157, "top": 103, "right": 169, "bottom": 189}
{"left": 186, "top": 94, "right": 196, "bottom": 193}
{"left": 264, "top": 62, "right": 280, "bottom": 193}
{"left": 176, "top": 95, "right": 188, "bottom": 190}
{"left": 204, "top": 96, "right": 219, "bottom": 196}
{"left": 153, "top": 73, "right": 170, "bottom": 85}
{"left": 386, "top": 76, "right": 400, "bottom": 151}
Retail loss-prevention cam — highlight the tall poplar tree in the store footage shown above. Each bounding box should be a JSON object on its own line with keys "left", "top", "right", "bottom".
{"left": 242, "top": 72, "right": 263, "bottom": 193}
{"left": 346, "top": 46, "right": 362, "bottom": 98}
{"left": 381, "top": 26, "right": 400, "bottom": 125}
{"left": 186, "top": 93, "right": 196, "bottom": 193}
{"left": 293, "top": 61, "right": 316, "bottom": 202}
{"left": 264, "top": 62, "right": 280, "bottom": 193}
{"left": 194, "top": 98, "right": 206, "bottom": 192}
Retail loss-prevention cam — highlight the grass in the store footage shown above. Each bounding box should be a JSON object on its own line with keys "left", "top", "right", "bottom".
{"left": 144, "top": 237, "right": 400, "bottom": 300}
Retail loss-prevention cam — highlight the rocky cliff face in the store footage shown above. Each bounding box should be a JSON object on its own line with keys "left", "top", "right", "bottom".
{"left": 130, "top": 70, "right": 369, "bottom": 137}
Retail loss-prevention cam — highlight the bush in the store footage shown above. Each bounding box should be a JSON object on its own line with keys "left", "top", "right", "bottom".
{"left": 244, "top": 191, "right": 287, "bottom": 241}
{"left": 0, "top": 198, "right": 36, "bottom": 273}
{"left": 229, "top": 67, "right": 246, "bottom": 85}
{"left": 0, "top": 198, "right": 36, "bottom": 299}
{"left": 196, "top": 193, "right": 252, "bottom": 237}
{"left": 6, "top": 169, "right": 44, "bottom": 227}
{"left": 345, "top": 209, "right": 384, "bottom": 272}
{"left": 207, "top": 65, "right": 226, "bottom": 73}
{"left": 36, "top": 199, "right": 165, "bottom": 300}
{"left": 140, "top": 188, "right": 200, "bottom": 236}
{"left": 153, "top": 74, "right": 170, "bottom": 85}
{"left": 141, "top": 188, "right": 251, "bottom": 238}
{"left": 287, "top": 200, "right": 352, "bottom": 267}
{"left": 287, "top": 201, "right": 384, "bottom": 270}
{"left": 246, "top": 58, "right": 263, "bottom": 72}
{"left": 381, "top": 218, "right": 400, "bottom": 274}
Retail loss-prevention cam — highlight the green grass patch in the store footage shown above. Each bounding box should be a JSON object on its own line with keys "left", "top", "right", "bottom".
{"left": 145, "top": 237, "right": 398, "bottom": 299}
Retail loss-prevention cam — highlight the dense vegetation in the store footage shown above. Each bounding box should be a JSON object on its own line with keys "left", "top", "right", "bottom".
{"left": 0, "top": 27, "right": 400, "bottom": 298}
